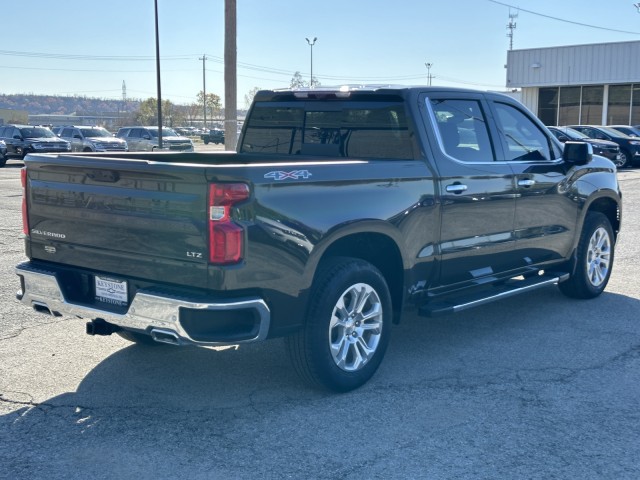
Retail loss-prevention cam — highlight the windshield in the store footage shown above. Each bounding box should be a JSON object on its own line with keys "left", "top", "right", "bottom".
{"left": 81, "top": 128, "right": 111, "bottom": 138}
{"left": 20, "top": 127, "right": 56, "bottom": 139}
{"left": 559, "top": 127, "right": 589, "bottom": 140}
{"left": 600, "top": 126, "right": 631, "bottom": 138}
{"left": 149, "top": 128, "right": 178, "bottom": 137}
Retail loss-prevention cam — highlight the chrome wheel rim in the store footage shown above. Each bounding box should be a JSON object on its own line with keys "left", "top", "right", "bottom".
{"left": 586, "top": 227, "right": 611, "bottom": 287}
{"left": 329, "top": 283, "right": 383, "bottom": 372}
{"left": 616, "top": 152, "right": 627, "bottom": 167}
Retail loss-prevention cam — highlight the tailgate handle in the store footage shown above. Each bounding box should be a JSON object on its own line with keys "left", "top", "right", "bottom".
{"left": 87, "top": 170, "right": 120, "bottom": 183}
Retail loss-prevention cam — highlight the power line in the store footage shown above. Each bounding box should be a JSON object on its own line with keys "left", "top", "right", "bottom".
{"left": 487, "top": 0, "right": 640, "bottom": 35}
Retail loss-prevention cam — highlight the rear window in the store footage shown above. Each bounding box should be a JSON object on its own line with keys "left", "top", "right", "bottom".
{"left": 240, "top": 101, "right": 415, "bottom": 160}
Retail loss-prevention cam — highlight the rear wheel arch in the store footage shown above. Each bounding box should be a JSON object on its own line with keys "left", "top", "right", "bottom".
{"left": 311, "top": 231, "right": 405, "bottom": 323}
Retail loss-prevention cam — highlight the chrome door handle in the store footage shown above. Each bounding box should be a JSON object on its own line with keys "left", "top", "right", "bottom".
{"left": 518, "top": 179, "right": 536, "bottom": 187}
{"left": 445, "top": 184, "right": 468, "bottom": 194}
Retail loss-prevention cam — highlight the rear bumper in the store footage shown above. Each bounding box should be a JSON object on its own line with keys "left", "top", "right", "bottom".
{"left": 15, "top": 262, "right": 271, "bottom": 347}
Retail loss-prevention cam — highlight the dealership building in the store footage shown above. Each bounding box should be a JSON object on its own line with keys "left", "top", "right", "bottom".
{"left": 506, "top": 40, "right": 640, "bottom": 126}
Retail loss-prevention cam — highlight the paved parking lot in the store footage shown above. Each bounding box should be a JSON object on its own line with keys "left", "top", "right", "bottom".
{"left": 1, "top": 158, "right": 639, "bottom": 479}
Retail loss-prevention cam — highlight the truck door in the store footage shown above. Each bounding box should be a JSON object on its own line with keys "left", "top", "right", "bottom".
{"left": 488, "top": 99, "right": 578, "bottom": 266}
{"left": 423, "top": 94, "right": 517, "bottom": 288}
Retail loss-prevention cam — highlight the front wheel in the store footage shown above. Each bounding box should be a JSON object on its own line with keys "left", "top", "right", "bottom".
{"left": 616, "top": 150, "right": 630, "bottom": 169}
{"left": 285, "top": 257, "right": 392, "bottom": 392}
{"left": 559, "top": 212, "right": 614, "bottom": 299}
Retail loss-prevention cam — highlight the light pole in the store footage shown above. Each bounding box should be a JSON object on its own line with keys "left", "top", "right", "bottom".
{"left": 154, "top": 0, "right": 163, "bottom": 148}
{"left": 425, "top": 62, "right": 433, "bottom": 86}
{"left": 305, "top": 37, "right": 317, "bottom": 88}
{"left": 199, "top": 54, "right": 208, "bottom": 129}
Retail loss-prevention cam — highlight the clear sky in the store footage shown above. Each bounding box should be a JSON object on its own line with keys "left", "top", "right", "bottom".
{"left": 2, "top": 0, "right": 640, "bottom": 108}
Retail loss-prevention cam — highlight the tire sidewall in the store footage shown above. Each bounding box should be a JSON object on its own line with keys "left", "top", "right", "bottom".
{"left": 570, "top": 212, "right": 614, "bottom": 298}
{"left": 305, "top": 260, "right": 392, "bottom": 392}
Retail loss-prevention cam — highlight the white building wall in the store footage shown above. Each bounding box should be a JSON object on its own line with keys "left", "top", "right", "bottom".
{"left": 507, "top": 41, "right": 640, "bottom": 88}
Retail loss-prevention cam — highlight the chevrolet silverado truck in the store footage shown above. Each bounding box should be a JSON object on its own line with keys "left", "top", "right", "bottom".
{"left": 15, "top": 86, "right": 622, "bottom": 392}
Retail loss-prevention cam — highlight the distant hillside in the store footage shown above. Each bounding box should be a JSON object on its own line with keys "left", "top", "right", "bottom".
{"left": 0, "top": 94, "right": 140, "bottom": 115}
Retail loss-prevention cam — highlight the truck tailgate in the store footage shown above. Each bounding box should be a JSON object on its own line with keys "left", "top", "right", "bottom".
{"left": 24, "top": 155, "right": 210, "bottom": 288}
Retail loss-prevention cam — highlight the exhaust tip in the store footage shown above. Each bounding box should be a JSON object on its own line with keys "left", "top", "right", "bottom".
{"left": 150, "top": 329, "right": 181, "bottom": 345}
{"left": 32, "top": 302, "right": 53, "bottom": 316}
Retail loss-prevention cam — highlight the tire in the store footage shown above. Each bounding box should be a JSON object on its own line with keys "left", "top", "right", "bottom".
{"left": 616, "top": 150, "right": 630, "bottom": 169}
{"left": 285, "top": 257, "right": 392, "bottom": 392}
{"left": 0, "top": 156, "right": 6, "bottom": 168}
{"left": 117, "top": 329, "right": 164, "bottom": 346}
{"left": 203, "top": 139, "right": 210, "bottom": 145}
{"left": 559, "top": 212, "right": 614, "bottom": 299}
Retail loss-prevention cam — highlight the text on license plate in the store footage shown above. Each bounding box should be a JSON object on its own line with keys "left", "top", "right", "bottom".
{"left": 95, "top": 276, "right": 128, "bottom": 306}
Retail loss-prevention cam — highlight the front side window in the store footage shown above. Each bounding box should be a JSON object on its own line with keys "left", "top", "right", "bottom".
{"left": 493, "top": 102, "right": 559, "bottom": 161}
{"left": 430, "top": 98, "right": 494, "bottom": 162}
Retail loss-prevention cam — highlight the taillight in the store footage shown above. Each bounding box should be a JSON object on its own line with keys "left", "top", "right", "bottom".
{"left": 21, "top": 167, "right": 29, "bottom": 236}
{"left": 208, "top": 183, "right": 250, "bottom": 264}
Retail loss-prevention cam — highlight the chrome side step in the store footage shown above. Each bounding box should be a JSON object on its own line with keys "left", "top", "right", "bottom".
{"left": 419, "top": 272, "right": 570, "bottom": 318}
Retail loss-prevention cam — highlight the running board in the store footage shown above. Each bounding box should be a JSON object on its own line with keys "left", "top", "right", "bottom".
{"left": 418, "top": 272, "right": 570, "bottom": 318}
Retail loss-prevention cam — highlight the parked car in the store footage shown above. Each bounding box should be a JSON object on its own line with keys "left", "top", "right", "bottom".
{"left": 0, "top": 140, "right": 7, "bottom": 167}
{"left": 607, "top": 125, "right": 640, "bottom": 138}
{"left": 548, "top": 126, "right": 622, "bottom": 166}
{"left": 569, "top": 125, "right": 640, "bottom": 168}
{"left": 115, "top": 126, "right": 194, "bottom": 152}
{"left": 0, "top": 124, "right": 71, "bottom": 159}
{"left": 201, "top": 128, "right": 225, "bottom": 145}
{"left": 53, "top": 126, "right": 128, "bottom": 152}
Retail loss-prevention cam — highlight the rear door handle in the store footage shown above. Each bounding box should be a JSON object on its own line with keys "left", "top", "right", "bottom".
{"left": 445, "top": 184, "right": 468, "bottom": 194}
{"left": 518, "top": 179, "right": 536, "bottom": 187}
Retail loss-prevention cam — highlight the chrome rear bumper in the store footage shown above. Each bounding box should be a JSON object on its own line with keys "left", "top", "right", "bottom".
{"left": 15, "top": 262, "right": 271, "bottom": 347}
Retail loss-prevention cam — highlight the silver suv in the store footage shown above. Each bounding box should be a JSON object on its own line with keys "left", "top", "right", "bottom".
{"left": 53, "top": 126, "right": 128, "bottom": 152}
{"left": 116, "top": 126, "right": 194, "bottom": 152}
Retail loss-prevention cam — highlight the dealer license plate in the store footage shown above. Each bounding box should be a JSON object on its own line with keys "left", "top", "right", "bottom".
{"left": 95, "top": 276, "right": 128, "bottom": 306}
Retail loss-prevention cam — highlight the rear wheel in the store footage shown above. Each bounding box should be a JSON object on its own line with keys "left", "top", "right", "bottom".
{"left": 285, "top": 257, "right": 392, "bottom": 392}
{"left": 559, "top": 212, "right": 614, "bottom": 299}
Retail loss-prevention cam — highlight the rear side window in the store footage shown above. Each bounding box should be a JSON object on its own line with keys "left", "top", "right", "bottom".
{"left": 240, "top": 101, "right": 415, "bottom": 159}
{"left": 493, "top": 102, "right": 561, "bottom": 161}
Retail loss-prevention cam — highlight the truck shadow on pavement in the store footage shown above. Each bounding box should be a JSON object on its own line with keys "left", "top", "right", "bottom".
{"left": 1, "top": 287, "right": 639, "bottom": 478}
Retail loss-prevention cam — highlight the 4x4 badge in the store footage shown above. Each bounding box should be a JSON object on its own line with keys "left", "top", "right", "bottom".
{"left": 264, "top": 170, "right": 312, "bottom": 181}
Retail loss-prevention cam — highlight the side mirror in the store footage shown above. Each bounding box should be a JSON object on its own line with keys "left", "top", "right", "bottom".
{"left": 563, "top": 141, "right": 592, "bottom": 166}
{"left": 13, "top": 135, "right": 22, "bottom": 140}
{"left": 143, "top": 134, "right": 151, "bottom": 140}
{"left": 557, "top": 135, "right": 569, "bottom": 142}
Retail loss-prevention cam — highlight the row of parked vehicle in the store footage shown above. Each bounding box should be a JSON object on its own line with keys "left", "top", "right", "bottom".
{"left": 548, "top": 124, "right": 640, "bottom": 168}
{"left": 0, "top": 124, "right": 195, "bottom": 166}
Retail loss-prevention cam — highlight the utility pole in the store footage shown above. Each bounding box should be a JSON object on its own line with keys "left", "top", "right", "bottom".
{"left": 635, "top": 3, "right": 640, "bottom": 13}
{"left": 306, "top": 37, "right": 317, "bottom": 87}
{"left": 507, "top": 10, "right": 518, "bottom": 51}
{"left": 425, "top": 62, "right": 434, "bottom": 86}
{"left": 199, "top": 54, "right": 208, "bottom": 129}
{"left": 224, "top": 0, "right": 237, "bottom": 150}
{"left": 153, "top": 0, "right": 163, "bottom": 148}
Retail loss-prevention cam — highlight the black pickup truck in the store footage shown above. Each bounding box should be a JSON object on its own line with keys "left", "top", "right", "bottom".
{"left": 16, "top": 86, "right": 622, "bottom": 391}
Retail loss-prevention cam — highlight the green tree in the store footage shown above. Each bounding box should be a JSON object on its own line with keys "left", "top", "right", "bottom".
{"left": 134, "top": 97, "right": 181, "bottom": 126}
{"left": 244, "top": 86, "right": 261, "bottom": 109}
{"left": 196, "top": 91, "right": 222, "bottom": 121}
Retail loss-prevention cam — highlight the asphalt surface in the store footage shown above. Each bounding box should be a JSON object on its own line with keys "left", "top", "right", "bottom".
{"left": 1, "top": 155, "right": 639, "bottom": 479}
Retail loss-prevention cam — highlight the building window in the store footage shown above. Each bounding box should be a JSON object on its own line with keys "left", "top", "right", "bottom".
{"left": 581, "top": 86, "right": 603, "bottom": 124}
{"left": 631, "top": 85, "right": 640, "bottom": 126}
{"left": 608, "top": 84, "right": 632, "bottom": 124}
{"left": 558, "top": 87, "right": 581, "bottom": 125}
{"left": 538, "top": 87, "right": 558, "bottom": 125}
